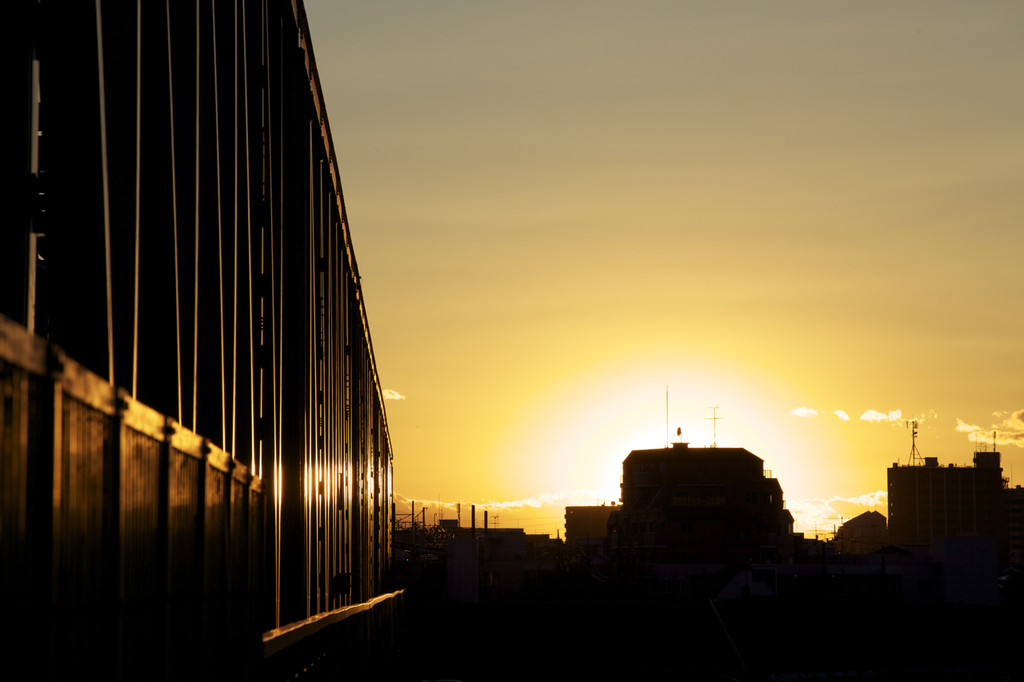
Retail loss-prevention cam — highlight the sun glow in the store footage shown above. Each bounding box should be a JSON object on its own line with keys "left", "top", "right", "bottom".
{"left": 491, "top": 349, "right": 806, "bottom": 501}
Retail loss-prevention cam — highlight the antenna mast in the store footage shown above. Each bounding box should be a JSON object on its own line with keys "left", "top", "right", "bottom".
{"left": 706, "top": 406, "right": 721, "bottom": 448}
{"left": 906, "top": 419, "right": 923, "bottom": 466}
{"left": 665, "top": 384, "right": 669, "bottom": 448}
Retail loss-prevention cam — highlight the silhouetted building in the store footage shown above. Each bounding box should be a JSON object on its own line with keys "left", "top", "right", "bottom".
{"left": 448, "top": 538, "right": 479, "bottom": 603}
{"left": 480, "top": 529, "right": 558, "bottom": 600}
{"left": 395, "top": 519, "right": 559, "bottom": 601}
{"left": 887, "top": 451, "right": 1007, "bottom": 563}
{"left": 834, "top": 510, "right": 887, "bottom": 554}
{"left": 791, "top": 533, "right": 835, "bottom": 563}
{"left": 933, "top": 536, "right": 999, "bottom": 605}
{"left": 565, "top": 504, "right": 617, "bottom": 545}
{"left": 613, "top": 443, "right": 795, "bottom": 567}
{"left": 1007, "top": 485, "right": 1024, "bottom": 565}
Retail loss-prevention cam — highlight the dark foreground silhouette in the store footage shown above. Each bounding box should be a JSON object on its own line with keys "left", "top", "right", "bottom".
{"left": 380, "top": 591, "right": 1023, "bottom": 682}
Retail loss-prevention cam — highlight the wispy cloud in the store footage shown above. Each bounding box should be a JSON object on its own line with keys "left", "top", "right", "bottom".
{"left": 791, "top": 407, "right": 819, "bottom": 418}
{"left": 860, "top": 409, "right": 901, "bottom": 423}
{"left": 955, "top": 411, "right": 1024, "bottom": 448}
{"left": 788, "top": 491, "right": 887, "bottom": 535}
{"left": 392, "top": 489, "right": 621, "bottom": 534}
{"left": 480, "top": 489, "right": 621, "bottom": 510}
{"left": 394, "top": 489, "right": 620, "bottom": 512}
{"left": 955, "top": 418, "right": 979, "bottom": 433}
{"left": 1005, "top": 409, "right": 1024, "bottom": 431}
{"left": 833, "top": 410, "right": 850, "bottom": 422}
{"left": 383, "top": 389, "right": 406, "bottom": 400}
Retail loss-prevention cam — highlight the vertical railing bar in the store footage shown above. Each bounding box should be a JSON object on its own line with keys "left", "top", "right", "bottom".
{"left": 307, "top": 119, "right": 313, "bottom": 618}
{"left": 133, "top": 0, "right": 142, "bottom": 399}
{"left": 321, "top": 159, "right": 328, "bottom": 612}
{"left": 303, "top": 112, "right": 310, "bottom": 620}
{"left": 211, "top": 0, "right": 227, "bottom": 453}
{"left": 191, "top": 0, "right": 201, "bottom": 433}
{"left": 231, "top": 0, "right": 239, "bottom": 462}
{"left": 26, "top": 42, "right": 41, "bottom": 334}
{"left": 241, "top": 0, "right": 256, "bottom": 479}
{"left": 276, "top": 14, "right": 285, "bottom": 622}
{"left": 95, "top": 0, "right": 115, "bottom": 388}
{"left": 306, "top": 125, "right": 311, "bottom": 615}
{"left": 166, "top": 0, "right": 184, "bottom": 426}
{"left": 262, "top": 0, "right": 280, "bottom": 631}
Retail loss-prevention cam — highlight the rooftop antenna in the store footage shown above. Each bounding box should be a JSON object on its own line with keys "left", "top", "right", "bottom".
{"left": 706, "top": 406, "right": 721, "bottom": 448}
{"left": 906, "top": 419, "right": 923, "bottom": 466}
{"left": 665, "top": 384, "right": 669, "bottom": 448}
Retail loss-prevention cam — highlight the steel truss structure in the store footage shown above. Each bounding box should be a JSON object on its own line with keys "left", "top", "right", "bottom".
{"left": 2, "top": 0, "right": 394, "bottom": 675}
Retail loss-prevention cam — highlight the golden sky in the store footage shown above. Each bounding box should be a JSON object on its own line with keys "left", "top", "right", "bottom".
{"left": 305, "top": 1, "right": 1023, "bottom": 537}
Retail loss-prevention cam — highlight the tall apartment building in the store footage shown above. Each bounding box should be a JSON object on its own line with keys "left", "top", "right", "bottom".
{"left": 887, "top": 451, "right": 1007, "bottom": 562}
{"left": 613, "top": 443, "right": 794, "bottom": 566}
{"left": 1006, "top": 485, "right": 1024, "bottom": 565}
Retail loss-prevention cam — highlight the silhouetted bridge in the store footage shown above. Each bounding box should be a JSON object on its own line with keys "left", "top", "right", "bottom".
{"left": 2, "top": 1, "right": 400, "bottom": 678}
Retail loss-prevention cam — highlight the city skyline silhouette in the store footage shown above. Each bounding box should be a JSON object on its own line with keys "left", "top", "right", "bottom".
{"left": 304, "top": 0, "right": 1023, "bottom": 539}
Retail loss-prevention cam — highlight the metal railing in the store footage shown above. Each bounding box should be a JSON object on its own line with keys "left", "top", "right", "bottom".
{"left": 5, "top": 1, "right": 402, "bottom": 675}
{"left": 1, "top": 312, "right": 265, "bottom": 679}
{"left": 263, "top": 590, "right": 403, "bottom": 656}
{"left": 262, "top": 590, "right": 404, "bottom": 681}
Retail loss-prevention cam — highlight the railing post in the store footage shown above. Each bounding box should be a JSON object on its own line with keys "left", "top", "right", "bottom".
{"left": 158, "top": 416, "right": 173, "bottom": 680}
{"left": 0, "top": 316, "right": 53, "bottom": 677}
{"left": 106, "top": 387, "right": 128, "bottom": 674}
{"left": 47, "top": 345, "right": 64, "bottom": 614}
